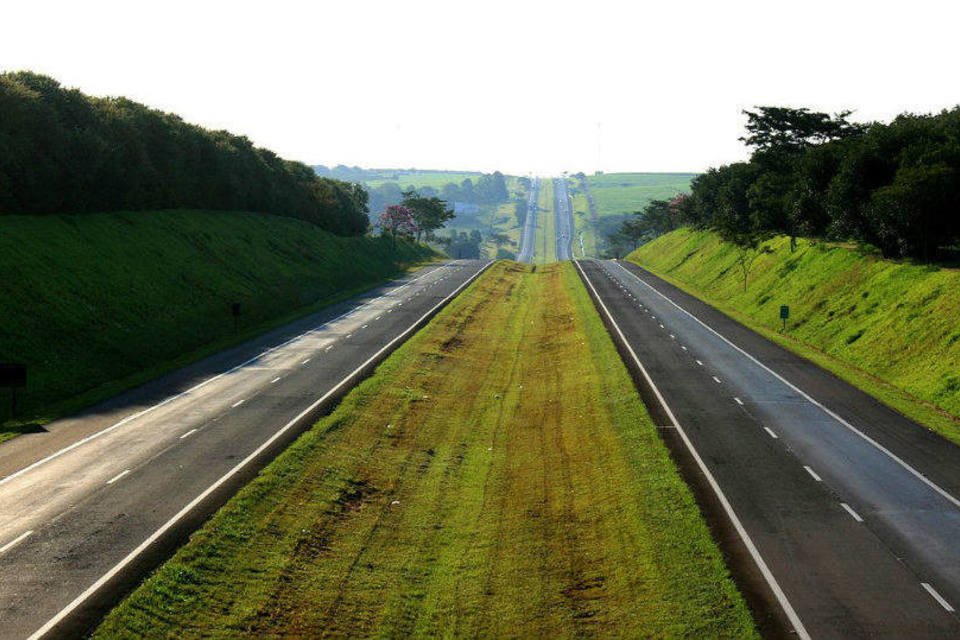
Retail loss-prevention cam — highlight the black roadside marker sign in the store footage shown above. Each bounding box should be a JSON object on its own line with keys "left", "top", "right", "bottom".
{"left": 780, "top": 305, "right": 790, "bottom": 331}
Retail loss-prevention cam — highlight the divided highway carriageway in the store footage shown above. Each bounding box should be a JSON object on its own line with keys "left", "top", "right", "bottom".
{"left": 576, "top": 258, "right": 960, "bottom": 640}
{"left": 0, "top": 259, "right": 489, "bottom": 640}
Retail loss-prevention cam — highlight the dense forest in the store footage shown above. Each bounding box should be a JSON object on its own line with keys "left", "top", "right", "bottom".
{"left": 0, "top": 72, "right": 369, "bottom": 235}
{"left": 621, "top": 106, "right": 960, "bottom": 261}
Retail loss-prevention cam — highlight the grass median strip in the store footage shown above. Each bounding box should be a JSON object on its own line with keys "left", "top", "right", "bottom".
{"left": 95, "top": 261, "right": 756, "bottom": 639}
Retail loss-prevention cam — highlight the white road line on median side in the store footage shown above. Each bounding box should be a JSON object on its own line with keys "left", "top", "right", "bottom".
{"left": 231, "top": 399, "right": 245, "bottom": 408}
{"left": 271, "top": 377, "right": 281, "bottom": 384}
{"left": 0, "top": 261, "right": 455, "bottom": 489}
{"left": 179, "top": 429, "right": 198, "bottom": 440}
{"left": 325, "top": 346, "right": 333, "bottom": 351}
{"left": 25, "top": 260, "right": 493, "bottom": 640}
{"left": 734, "top": 397, "right": 744, "bottom": 406}
{"left": 840, "top": 502, "right": 864, "bottom": 522}
{"left": 696, "top": 359, "right": 703, "bottom": 366}
{"left": 764, "top": 427, "right": 779, "bottom": 439}
{"left": 106, "top": 469, "right": 130, "bottom": 485}
{"left": 804, "top": 466, "right": 822, "bottom": 482}
{"left": 573, "top": 260, "right": 810, "bottom": 640}
{"left": 713, "top": 376, "right": 722, "bottom": 384}
{"left": 613, "top": 260, "right": 960, "bottom": 512}
{"left": 302, "top": 358, "right": 311, "bottom": 365}
{"left": 922, "top": 583, "right": 955, "bottom": 612}
{"left": 0, "top": 530, "right": 33, "bottom": 554}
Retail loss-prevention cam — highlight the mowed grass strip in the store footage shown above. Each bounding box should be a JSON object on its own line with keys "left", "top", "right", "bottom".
{"left": 536, "top": 179, "right": 556, "bottom": 263}
{"left": 95, "top": 261, "right": 756, "bottom": 639}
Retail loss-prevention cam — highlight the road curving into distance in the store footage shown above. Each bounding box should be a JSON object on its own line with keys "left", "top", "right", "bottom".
{"left": 0, "top": 259, "right": 490, "bottom": 640}
{"left": 575, "top": 258, "right": 960, "bottom": 640}
{"left": 516, "top": 178, "right": 539, "bottom": 263}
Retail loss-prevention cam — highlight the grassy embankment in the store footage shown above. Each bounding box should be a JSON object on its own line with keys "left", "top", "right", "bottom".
{"left": 95, "top": 261, "right": 757, "bottom": 639}
{"left": 535, "top": 178, "right": 556, "bottom": 263}
{"left": 629, "top": 228, "right": 960, "bottom": 444}
{"left": 569, "top": 186, "right": 595, "bottom": 258}
{"left": 0, "top": 210, "right": 434, "bottom": 442}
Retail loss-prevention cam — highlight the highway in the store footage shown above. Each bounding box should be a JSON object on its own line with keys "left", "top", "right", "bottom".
{"left": 516, "top": 177, "right": 539, "bottom": 263}
{"left": 553, "top": 178, "right": 573, "bottom": 260}
{"left": 0, "top": 259, "right": 489, "bottom": 639}
{"left": 576, "top": 258, "right": 960, "bottom": 639}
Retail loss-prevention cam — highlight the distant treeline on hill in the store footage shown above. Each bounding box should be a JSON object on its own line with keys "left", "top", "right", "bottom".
{"left": 0, "top": 72, "right": 369, "bottom": 235}
{"left": 644, "top": 107, "right": 960, "bottom": 261}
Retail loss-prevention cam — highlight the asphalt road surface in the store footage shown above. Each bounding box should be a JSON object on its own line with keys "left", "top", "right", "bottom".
{"left": 516, "top": 178, "right": 539, "bottom": 263}
{"left": 553, "top": 178, "right": 573, "bottom": 261}
{"left": 0, "top": 259, "right": 489, "bottom": 640}
{"left": 576, "top": 258, "right": 960, "bottom": 639}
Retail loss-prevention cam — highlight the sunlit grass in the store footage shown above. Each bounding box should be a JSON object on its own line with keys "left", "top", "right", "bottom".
{"left": 630, "top": 228, "right": 960, "bottom": 443}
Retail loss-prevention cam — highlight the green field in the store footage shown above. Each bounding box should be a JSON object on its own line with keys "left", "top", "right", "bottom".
{"left": 95, "top": 261, "right": 757, "bottom": 639}
{"left": 630, "top": 228, "right": 960, "bottom": 444}
{"left": 0, "top": 211, "right": 434, "bottom": 441}
{"left": 362, "top": 170, "right": 484, "bottom": 190}
{"left": 585, "top": 172, "right": 696, "bottom": 218}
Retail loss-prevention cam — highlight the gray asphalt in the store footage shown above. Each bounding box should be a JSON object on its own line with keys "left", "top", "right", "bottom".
{"left": 516, "top": 178, "right": 539, "bottom": 263}
{"left": 576, "top": 258, "right": 960, "bottom": 639}
{"left": 0, "top": 259, "right": 489, "bottom": 640}
{"left": 553, "top": 178, "right": 573, "bottom": 260}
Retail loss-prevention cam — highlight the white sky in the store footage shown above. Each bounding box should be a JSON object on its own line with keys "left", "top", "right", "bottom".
{"left": 2, "top": 0, "right": 959, "bottom": 175}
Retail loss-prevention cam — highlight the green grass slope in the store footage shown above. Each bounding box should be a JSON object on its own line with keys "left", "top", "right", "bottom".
{"left": 0, "top": 210, "right": 434, "bottom": 440}
{"left": 629, "top": 228, "right": 960, "bottom": 443}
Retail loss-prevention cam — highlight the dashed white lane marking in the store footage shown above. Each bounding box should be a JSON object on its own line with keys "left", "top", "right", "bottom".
{"left": 669, "top": 334, "right": 675, "bottom": 339}
{"left": 713, "top": 376, "right": 722, "bottom": 384}
{"left": 922, "top": 582, "right": 955, "bottom": 612}
{"left": 659, "top": 323, "right": 665, "bottom": 329}
{"left": 106, "top": 469, "right": 131, "bottom": 485}
{"left": 804, "top": 466, "right": 822, "bottom": 482}
{"left": 232, "top": 399, "right": 245, "bottom": 408}
{"left": 345, "top": 334, "right": 352, "bottom": 339}
{"left": 271, "top": 376, "right": 281, "bottom": 384}
{"left": 764, "top": 427, "right": 779, "bottom": 439}
{"left": 362, "top": 324, "right": 368, "bottom": 329}
{"left": 681, "top": 345, "right": 687, "bottom": 351}
{"left": 325, "top": 346, "right": 333, "bottom": 352}
{"left": 696, "top": 359, "right": 704, "bottom": 366}
{"left": 179, "top": 429, "right": 198, "bottom": 439}
{"left": 840, "top": 502, "right": 864, "bottom": 522}
{"left": 0, "top": 530, "right": 33, "bottom": 554}
{"left": 734, "top": 396, "right": 744, "bottom": 405}
{"left": 301, "top": 358, "right": 311, "bottom": 365}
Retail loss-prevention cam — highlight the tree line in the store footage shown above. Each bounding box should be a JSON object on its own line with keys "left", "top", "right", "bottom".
{"left": 616, "top": 106, "right": 960, "bottom": 261}
{"left": 0, "top": 72, "right": 369, "bottom": 235}
{"left": 365, "top": 172, "right": 510, "bottom": 219}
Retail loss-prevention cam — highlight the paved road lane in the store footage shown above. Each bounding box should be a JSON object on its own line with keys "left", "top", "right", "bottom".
{"left": 516, "top": 178, "right": 539, "bottom": 263}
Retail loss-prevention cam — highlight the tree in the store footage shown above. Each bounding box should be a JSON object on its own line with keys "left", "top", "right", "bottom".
{"left": 378, "top": 204, "right": 418, "bottom": 244}
{"left": 740, "top": 106, "right": 865, "bottom": 152}
{"left": 400, "top": 190, "right": 454, "bottom": 241}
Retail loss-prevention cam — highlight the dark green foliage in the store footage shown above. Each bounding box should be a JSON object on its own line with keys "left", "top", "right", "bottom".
{"left": 400, "top": 189, "right": 455, "bottom": 241}
{"left": 679, "top": 106, "right": 960, "bottom": 260}
{"left": 0, "top": 72, "right": 368, "bottom": 235}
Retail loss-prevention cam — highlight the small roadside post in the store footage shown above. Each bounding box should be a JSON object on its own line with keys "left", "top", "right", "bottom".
{"left": 780, "top": 305, "right": 790, "bottom": 331}
{"left": 0, "top": 363, "right": 27, "bottom": 418}
{"left": 231, "top": 302, "right": 241, "bottom": 333}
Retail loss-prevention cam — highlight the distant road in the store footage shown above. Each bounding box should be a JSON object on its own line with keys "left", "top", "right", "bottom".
{"left": 0, "top": 260, "right": 489, "bottom": 639}
{"left": 577, "top": 258, "right": 960, "bottom": 639}
{"left": 516, "top": 178, "right": 539, "bottom": 263}
{"left": 553, "top": 178, "right": 573, "bottom": 260}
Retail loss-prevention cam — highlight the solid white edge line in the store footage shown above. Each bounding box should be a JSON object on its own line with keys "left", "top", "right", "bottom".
{"left": 105, "top": 469, "right": 130, "bottom": 485}
{"left": 734, "top": 397, "right": 744, "bottom": 406}
{"left": 921, "top": 582, "right": 955, "bottom": 612}
{"left": 0, "top": 530, "right": 33, "bottom": 554}
{"left": 231, "top": 399, "right": 245, "bottom": 408}
{"left": 614, "top": 260, "right": 960, "bottom": 511}
{"left": 764, "top": 427, "right": 779, "bottom": 439}
{"left": 25, "top": 260, "right": 492, "bottom": 640}
{"left": 574, "top": 260, "right": 810, "bottom": 640}
{"left": 0, "top": 261, "right": 452, "bottom": 489}
{"left": 840, "top": 502, "right": 864, "bottom": 522}
{"left": 179, "top": 429, "right": 198, "bottom": 440}
{"left": 270, "top": 377, "right": 281, "bottom": 384}
{"left": 803, "top": 466, "right": 822, "bottom": 482}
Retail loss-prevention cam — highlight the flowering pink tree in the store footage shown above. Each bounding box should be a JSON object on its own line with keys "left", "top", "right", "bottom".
{"left": 378, "top": 205, "right": 419, "bottom": 243}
